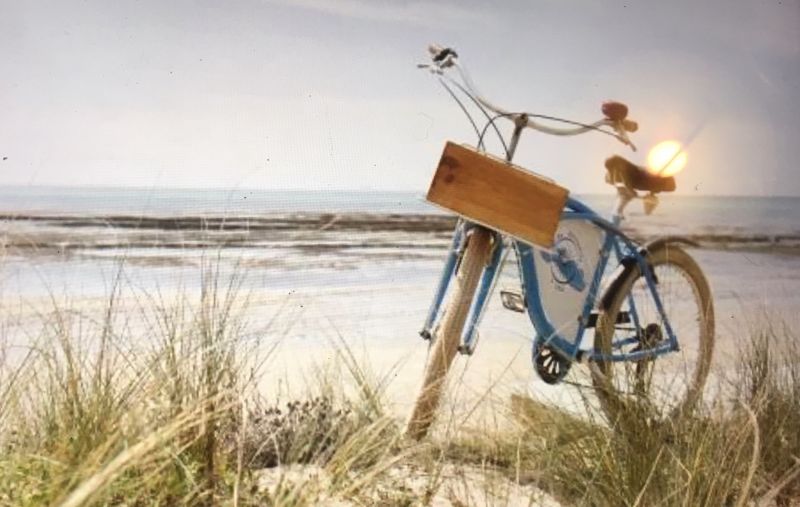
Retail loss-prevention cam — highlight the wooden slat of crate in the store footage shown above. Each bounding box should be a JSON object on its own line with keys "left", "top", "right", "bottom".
{"left": 426, "top": 142, "right": 568, "bottom": 248}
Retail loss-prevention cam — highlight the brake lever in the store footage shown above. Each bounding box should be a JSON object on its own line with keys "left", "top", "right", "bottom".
{"left": 427, "top": 44, "right": 458, "bottom": 70}
{"left": 417, "top": 63, "right": 443, "bottom": 75}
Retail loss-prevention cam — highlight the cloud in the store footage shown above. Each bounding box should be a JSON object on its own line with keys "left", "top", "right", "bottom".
{"left": 264, "top": 0, "right": 492, "bottom": 27}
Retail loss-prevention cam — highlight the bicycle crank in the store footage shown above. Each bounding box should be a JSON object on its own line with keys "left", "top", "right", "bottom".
{"left": 533, "top": 340, "right": 572, "bottom": 384}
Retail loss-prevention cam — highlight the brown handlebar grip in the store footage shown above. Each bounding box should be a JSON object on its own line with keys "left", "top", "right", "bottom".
{"left": 622, "top": 119, "right": 638, "bottom": 132}
{"left": 602, "top": 101, "right": 629, "bottom": 121}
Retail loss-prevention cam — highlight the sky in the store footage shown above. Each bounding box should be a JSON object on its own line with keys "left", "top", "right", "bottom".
{"left": 1, "top": 0, "right": 799, "bottom": 196}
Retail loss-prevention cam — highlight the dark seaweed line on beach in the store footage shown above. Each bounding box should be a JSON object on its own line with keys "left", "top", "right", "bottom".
{"left": 3, "top": 212, "right": 800, "bottom": 254}
{"left": 1, "top": 240, "right": 451, "bottom": 253}
{"left": 0, "top": 213, "right": 458, "bottom": 233}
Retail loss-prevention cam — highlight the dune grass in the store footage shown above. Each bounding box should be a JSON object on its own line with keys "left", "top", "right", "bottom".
{"left": 437, "top": 323, "right": 800, "bottom": 507}
{"left": 1, "top": 263, "right": 799, "bottom": 506}
{"left": 0, "top": 264, "right": 402, "bottom": 506}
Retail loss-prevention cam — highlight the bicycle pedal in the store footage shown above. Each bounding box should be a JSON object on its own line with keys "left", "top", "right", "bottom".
{"left": 500, "top": 290, "right": 526, "bottom": 313}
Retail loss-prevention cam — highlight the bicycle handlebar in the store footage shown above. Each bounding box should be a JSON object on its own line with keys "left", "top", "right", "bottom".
{"left": 424, "top": 45, "right": 638, "bottom": 151}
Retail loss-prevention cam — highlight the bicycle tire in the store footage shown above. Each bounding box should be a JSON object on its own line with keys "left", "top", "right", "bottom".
{"left": 591, "top": 244, "right": 714, "bottom": 424}
{"left": 406, "top": 227, "right": 493, "bottom": 440}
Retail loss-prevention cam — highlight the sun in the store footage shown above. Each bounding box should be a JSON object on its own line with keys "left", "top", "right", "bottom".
{"left": 647, "top": 140, "right": 687, "bottom": 176}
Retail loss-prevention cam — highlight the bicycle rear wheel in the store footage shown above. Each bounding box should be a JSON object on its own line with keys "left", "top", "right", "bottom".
{"left": 591, "top": 244, "right": 714, "bottom": 424}
{"left": 406, "top": 227, "right": 493, "bottom": 440}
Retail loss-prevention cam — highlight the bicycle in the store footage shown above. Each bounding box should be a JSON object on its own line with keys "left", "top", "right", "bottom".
{"left": 406, "top": 45, "right": 715, "bottom": 439}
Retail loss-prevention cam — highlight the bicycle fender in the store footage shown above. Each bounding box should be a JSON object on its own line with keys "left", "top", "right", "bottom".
{"left": 598, "top": 236, "right": 698, "bottom": 311}
{"left": 598, "top": 258, "right": 639, "bottom": 311}
{"left": 645, "top": 236, "right": 700, "bottom": 251}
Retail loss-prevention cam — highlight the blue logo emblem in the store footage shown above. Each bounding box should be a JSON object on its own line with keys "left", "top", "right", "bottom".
{"left": 540, "top": 234, "right": 586, "bottom": 292}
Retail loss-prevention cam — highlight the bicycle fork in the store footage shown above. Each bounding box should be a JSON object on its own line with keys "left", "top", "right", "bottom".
{"left": 419, "top": 220, "right": 466, "bottom": 342}
{"left": 419, "top": 224, "right": 505, "bottom": 355}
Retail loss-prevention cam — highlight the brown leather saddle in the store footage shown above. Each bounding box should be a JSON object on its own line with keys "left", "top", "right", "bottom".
{"left": 604, "top": 155, "right": 676, "bottom": 193}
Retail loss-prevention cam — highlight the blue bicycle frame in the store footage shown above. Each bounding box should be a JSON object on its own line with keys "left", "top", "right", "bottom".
{"left": 420, "top": 127, "right": 680, "bottom": 368}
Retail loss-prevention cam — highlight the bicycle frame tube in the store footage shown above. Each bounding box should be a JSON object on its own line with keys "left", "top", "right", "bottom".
{"left": 515, "top": 197, "right": 623, "bottom": 359}
{"left": 606, "top": 218, "right": 681, "bottom": 362}
{"left": 580, "top": 213, "right": 680, "bottom": 362}
{"left": 420, "top": 219, "right": 465, "bottom": 338}
{"left": 459, "top": 230, "right": 505, "bottom": 353}
{"left": 418, "top": 222, "right": 505, "bottom": 352}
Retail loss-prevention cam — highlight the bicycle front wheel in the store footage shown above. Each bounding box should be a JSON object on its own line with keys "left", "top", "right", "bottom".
{"left": 406, "top": 227, "right": 493, "bottom": 440}
{"left": 591, "top": 244, "right": 715, "bottom": 424}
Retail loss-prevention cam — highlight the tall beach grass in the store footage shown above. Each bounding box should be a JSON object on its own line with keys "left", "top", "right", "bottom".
{"left": 0, "top": 262, "right": 402, "bottom": 506}
{"left": 0, "top": 259, "right": 798, "bottom": 505}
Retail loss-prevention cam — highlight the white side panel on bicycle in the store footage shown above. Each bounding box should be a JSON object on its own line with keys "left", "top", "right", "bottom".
{"left": 532, "top": 220, "right": 604, "bottom": 346}
{"left": 427, "top": 142, "right": 568, "bottom": 248}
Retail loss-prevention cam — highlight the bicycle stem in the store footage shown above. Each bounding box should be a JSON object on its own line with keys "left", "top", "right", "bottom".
{"left": 506, "top": 114, "right": 528, "bottom": 162}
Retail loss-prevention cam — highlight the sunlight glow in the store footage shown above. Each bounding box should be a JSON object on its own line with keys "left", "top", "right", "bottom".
{"left": 647, "top": 140, "right": 687, "bottom": 176}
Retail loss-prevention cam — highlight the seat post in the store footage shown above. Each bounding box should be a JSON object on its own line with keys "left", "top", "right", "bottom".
{"left": 506, "top": 114, "right": 528, "bottom": 162}
{"left": 613, "top": 185, "right": 637, "bottom": 222}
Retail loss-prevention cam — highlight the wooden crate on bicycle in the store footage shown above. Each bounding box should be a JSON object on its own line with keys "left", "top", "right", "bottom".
{"left": 427, "top": 142, "right": 568, "bottom": 248}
